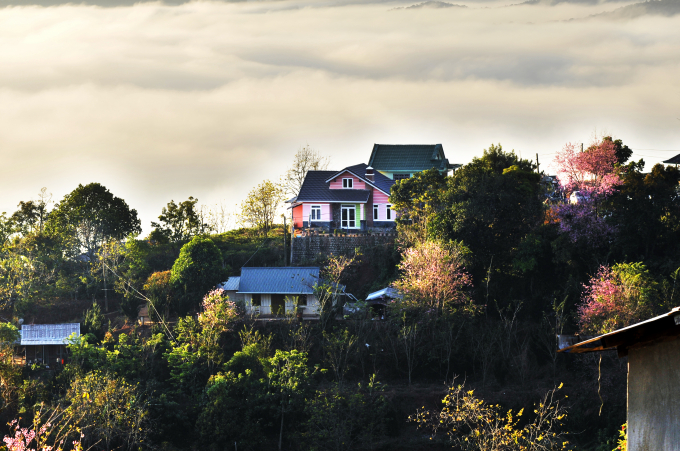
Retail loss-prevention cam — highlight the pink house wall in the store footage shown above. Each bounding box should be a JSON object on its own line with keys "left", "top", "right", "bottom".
{"left": 372, "top": 190, "right": 389, "bottom": 203}
{"left": 329, "top": 171, "right": 366, "bottom": 190}
{"left": 302, "top": 203, "right": 332, "bottom": 222}
{"left": 372, "top": 203, "right": 394, "bottom": 221}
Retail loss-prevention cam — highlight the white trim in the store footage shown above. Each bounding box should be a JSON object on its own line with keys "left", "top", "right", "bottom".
{"left": 342, "top": 178, "right": 353, "bottom": 189}
{"left": 324, "top": 169, "right": 391, "bottom": 196}
{"left": 310, "top": 205, "right": 321, "bottom": 221}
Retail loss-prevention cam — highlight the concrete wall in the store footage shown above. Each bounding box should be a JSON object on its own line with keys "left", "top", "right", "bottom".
{"left": 628, "top": 338, "right": 680, "bottom": 451}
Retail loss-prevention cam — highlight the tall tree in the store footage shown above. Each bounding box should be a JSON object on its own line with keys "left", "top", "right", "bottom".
{"left": 10, "top": 187, "right": 52, "bottom": 235}
{"left": 282, "top": 145, "right": 330, "bottom": 197}
{"left": 426, "top": 145, "right": 542, "bottom": 283}
{"left": 170, "top": 236, "right": 228, "bottom": 315}
{"left": 150, "top": 197, "right": 211, "bottom": 243}
{"left": 46, "top": 183, "right": 141, "bottom": 259}
{"left": 239, "top": 180, "right": 285, "bottom": 236}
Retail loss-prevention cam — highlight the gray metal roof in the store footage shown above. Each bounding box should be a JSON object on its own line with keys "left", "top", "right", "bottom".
{"left": 238, "top": 267, "right": 320, "bottom": 294}
{"left": 368, "top": 144, "right": 458, "bottom": 172}
{"left": 20, "top": 323, "right": 80, "bottom": 346}
{"left": 219, "top": 276, "right": 241, "bottom": 291}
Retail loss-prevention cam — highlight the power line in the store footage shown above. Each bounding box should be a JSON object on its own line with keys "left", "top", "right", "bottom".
{"left": 102, "top": 262, "right": 176, "bottom": 343}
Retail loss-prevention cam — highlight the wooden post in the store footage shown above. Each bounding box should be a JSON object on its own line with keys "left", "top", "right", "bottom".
{"left": 282, "top": 215, "right": 287, "bottom": 266}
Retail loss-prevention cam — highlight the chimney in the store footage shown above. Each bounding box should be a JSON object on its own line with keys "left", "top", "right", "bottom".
{"left": 365, "top": 166, "right": 374, "bottom": 182}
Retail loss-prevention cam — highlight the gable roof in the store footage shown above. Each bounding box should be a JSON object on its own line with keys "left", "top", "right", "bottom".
{"left": 368, "top": 144, "right": 459, "bottom": 172}
{"left": 238, "top": 267, "right": 320, "bottom": 294}
{"left": 295, "top": 163, "right": 395, "bottom": 203}
{"left": 663, "top": 154, "right": 680, "bottom": 165}
{"left": 323, "top": 163, "right": 395, "bottom": 195}
{"left": 20, "top": 323, "right": 80, "bottom": 346}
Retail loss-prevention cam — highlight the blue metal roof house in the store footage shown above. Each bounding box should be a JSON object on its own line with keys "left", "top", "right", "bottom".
{"left": 222, "top": 267, "right": 346, "bottom": 319}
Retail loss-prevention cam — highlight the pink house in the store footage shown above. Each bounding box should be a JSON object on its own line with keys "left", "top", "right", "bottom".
{"left": 289, "top": 163, "right": 396, "bottom": 231}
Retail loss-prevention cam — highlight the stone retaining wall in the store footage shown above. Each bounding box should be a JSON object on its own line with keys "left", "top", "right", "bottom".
{"left": 291, "top": 233, "right": 396, "bottom": 265}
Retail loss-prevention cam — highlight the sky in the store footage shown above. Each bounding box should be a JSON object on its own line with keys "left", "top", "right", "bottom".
{"left": 1, "top": 0, "right": 679, "bottom": 233}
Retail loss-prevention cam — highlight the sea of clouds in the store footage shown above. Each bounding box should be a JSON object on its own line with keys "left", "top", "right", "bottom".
{"left": 1, "top": 0, "right": 678, "bottom": 230}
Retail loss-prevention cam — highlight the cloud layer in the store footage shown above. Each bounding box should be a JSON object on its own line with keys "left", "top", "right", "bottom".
{"left": 0, "top": 0, "right": 678, "bottom": 231}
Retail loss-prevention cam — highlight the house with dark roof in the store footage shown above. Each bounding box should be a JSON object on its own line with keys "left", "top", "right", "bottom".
{"left": 221, "top": 267, "right": 351, "bottom": 319}
{"left": 289, "top": 163, "right": 396, "bottom": 230}
{"left": 368, "top": 144, "right": 460, "bottom": 181}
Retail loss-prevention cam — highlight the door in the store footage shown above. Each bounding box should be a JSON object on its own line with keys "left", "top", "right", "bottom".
{"left": 341, "top": 205, "right": 355, "bottom": 228}
{"left": 271, "top": 294, "right": 286, "bottom": 317}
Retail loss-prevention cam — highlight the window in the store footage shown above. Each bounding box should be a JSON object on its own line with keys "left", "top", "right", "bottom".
{"left": 297, "top": 295, "right": 307, "bottom": 306}
{"left": 311, "top": 205, "right": 321, "bottom": 221}
{"left": 386, "top": 204, "right": 392, "bottom": 220}
{"left": 373, "top": 204, "right": 378, "bottom": 220}
{"left": 342, "top": 178, "right": 353, "bottom": 189}
{"left": 251, "top": 294, "right": 261, "bottom": 306}
{"left": 393, "top": 174, "right": 410, "bottom": 181}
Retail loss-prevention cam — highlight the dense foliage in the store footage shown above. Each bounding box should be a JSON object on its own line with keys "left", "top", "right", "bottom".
{"left": 0, "top": 138, "right": 676, "bottom": 450}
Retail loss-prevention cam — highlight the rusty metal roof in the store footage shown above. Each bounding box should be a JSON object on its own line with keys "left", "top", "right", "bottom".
{"left": 558, "top": 307, "right": 680, "bottom": 357}
{"left": 20, "top": 323, "right": 80, "bottom": 346}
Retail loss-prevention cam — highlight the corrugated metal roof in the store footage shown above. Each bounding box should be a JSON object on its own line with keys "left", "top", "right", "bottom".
{"left": 366, "top": 287, "right": 402, "bottom": 301}
{"left": 219, "top": 276, "right": 241, "bottom": 291}
{"left": 20, "top": 324, "right": 80, "bottom": 346}
{"left": 239, "top": 267, "right": 320, "bottom": 294}
{"left": 368, "top": 144, "right": 457, "bottom": 172}
{"left": 558, "top": 306, "right": 680, "bottom": 356}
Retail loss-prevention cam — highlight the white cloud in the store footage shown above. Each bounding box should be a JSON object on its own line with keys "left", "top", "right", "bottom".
{"left": 0, "top": 0, "right": 678, "bottom": 231}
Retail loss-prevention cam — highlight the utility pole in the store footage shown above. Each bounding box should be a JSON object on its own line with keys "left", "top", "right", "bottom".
{"left": 581, "top": 143, "right": 584, "bottom": 153}
{"left": 536, "top": 153, "right": 540, "bottom": 173}
{"left": 102, "top": 246, "right": 109, "bottom": 312}
{"left": 282, "top": 214, "right": 287, "bottom": 266}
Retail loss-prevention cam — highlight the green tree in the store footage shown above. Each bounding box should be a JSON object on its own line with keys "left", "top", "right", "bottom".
{"left": 197, "top": 344, "right": 271, "bottom": 450}
{"left": 303, "top": 377, "right": 389, "bottom": 451}
{"left": 150, "top": 196, "right": 210, "bottom": 243}
{"left": 65, "top": 371, "right": 149, "bottom": 451}
{"left": 389, "top": 168, "right": 448, "bottom": 222}
{"left": 239, "top": 180, "right": 285, "bottom": 236}
{"left": 170, "top": 235, "right": 227, "bottom": 315}
{"left": 609, "top": 163, "right": 680, "bottom": 261}
{"left": 46, "top": 183, "right": 141, "bottom": 259}
{"left": 427, "top": 145, "right": 542, "bottom": 293}
{"left": 267, "top": 349, "right": 313, "bottom": 451}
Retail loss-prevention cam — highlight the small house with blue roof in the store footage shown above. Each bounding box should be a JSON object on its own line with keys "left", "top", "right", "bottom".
{"left": 225, "top": 267, "right": 327, "bottom": 318}
{"left": 289, "top": 163, "right": 396, "bottom": 231}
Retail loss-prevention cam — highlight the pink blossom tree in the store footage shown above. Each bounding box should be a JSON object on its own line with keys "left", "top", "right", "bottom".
{"left": 3, "top": 407, "right": 84, "bottom": 451}
{"left": 393, "top": 240, "right": 473, "bottom": 314}
{"left": 578, "top": 262, "right": 657, "bottom": 334}
{"left": 551, "top": 139, "right": 622, "bottom": 243}
{"left": 198, "top": 288, "right": 240, "bottom": 366}
{"left": 554, "top": 140, "right": 620, "bottom": 198}
{"left": 198, "top": 288, "right": 239, "bottom": 334}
